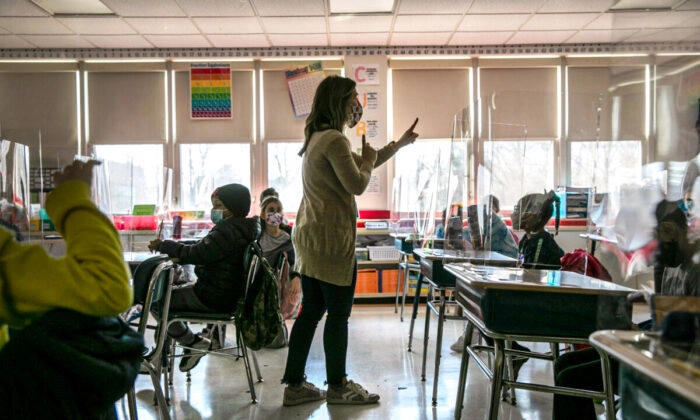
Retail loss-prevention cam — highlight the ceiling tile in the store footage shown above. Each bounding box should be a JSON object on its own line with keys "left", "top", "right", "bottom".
{"left": 450, "top": 31, "right": 514, "bottom": 45}
{"left": 458, "top": 14, "right": 530, "bottom": 31}
{"left": 469, "top": 0, "right": 544, "bottom": 14}
{"left": 253, "top": 0, "right": 325, "bottom": 17}
{"left": 586, "top": 11, "right": 695, "bottom": 30}
{"left": 0, "top": 35, "right": 36, "bottom": 48}
{"left": 124, "top": 17, "right": 200, "bottom": 35}
{"left": 207, "top": 34, "right": 270, "bottom": 48}
{"left": 0, "top": 17, "right": 72, "bottom": 34}
{"left": 625, "top": 27, "right": 700, "bottom": 42}
{"left": 566, "top": 29, "right": 638, "bottom": 43}
{"left": 677, "top": 11, "right": 700, "bottom": 26}
{"left": 22, "top": 35, "right": 95, "bottom": 48}
{"left": 144, "top": 34, "right": 212, "bottom": 48}
{"left": 329, "top": 15, "right": 392, "bottom": 33}
{"left": 677, "top": 0, "right": 700, "bottom": 10}
{"left": 261, "top": 17, "right": 326, "bottom": 34}
{"left": 522, "top": 13, "right": 599, "bottom": 30}
{"left": 330, "top": 32, "right": 389, "bottom": 46}
{"left": 538, "top": 0, "right": 615, "bottom": 13}
{"left": 177, "top": 0, "right": 254, "bottom": 17}
{"left": 100, "top": 0, "right": 185, "bottom": 17}
{"left": 508, "top": 30, "right": 577, "bottom": 44}
{"left": 57, "top": 17, "right": 136, "bottom": 35}
{"left": 82, "top": 34, "right": 153, "bottom": 48}
{"left": 194, "top": 17, "right": 262, "bottom": 34}
{"left": 0, "top": 0, "right": 49, "bottom": 17}
{"left": 394, "top": 15, "right": 462, "bottom": 32}
{"left": 390, "top": 32, "right": 452, "bottom": 46}
{"left": 267, "top": 33, "right": 327, "bottom": 47}
{"left": 399, "top": 0, "right": 471, "bottom": 14}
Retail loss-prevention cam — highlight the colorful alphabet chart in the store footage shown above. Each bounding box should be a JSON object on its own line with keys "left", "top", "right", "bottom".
{"left": 285, "top": 61, "right": 324, "bottom": 119}
{"left": 190, "top": 63, "right": 232, "bottom": 119}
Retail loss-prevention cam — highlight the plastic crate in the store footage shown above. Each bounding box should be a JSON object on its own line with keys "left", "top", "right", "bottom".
{"left": 367, "top": 246, "right": 400, "bottom": 261}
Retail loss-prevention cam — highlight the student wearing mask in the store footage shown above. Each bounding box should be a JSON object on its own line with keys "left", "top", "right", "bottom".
{"left": 149, "top": 183, "right": 260, "bottom": 372}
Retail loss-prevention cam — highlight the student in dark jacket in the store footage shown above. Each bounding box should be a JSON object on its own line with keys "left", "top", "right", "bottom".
{"left": 148, "top": 183, "right": 261, "bottom": 372}
{"left": 511, "top": 190, "right": 565, "bottom": 269}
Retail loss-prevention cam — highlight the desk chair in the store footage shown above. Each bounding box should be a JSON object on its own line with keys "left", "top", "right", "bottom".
{"left": 419, "top": 277, "right": 462, "bottom": 406}
{"left": 395, "top": 250, "right": 420, "bottom": 321}
{"left": 126, "top": 258, "right": 177, "bottom": 420}
{"left": 165, "top": 248, "right": 263, "bottom": 403}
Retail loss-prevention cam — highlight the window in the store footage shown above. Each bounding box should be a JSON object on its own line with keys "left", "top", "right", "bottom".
{"left": 570, "top": 141, "right": 642, "bottom": 193}
{"left": 92, "top": 144, "right": 164, "bottom": 215}
{"left": 483, "top": 140, "right": 555, "bottom": 209}
{"left": 267, "top": 142, "right": 303, "bottom": 214}
{"left": 394, "top": 140, "right": 454, "bottom": 213}
{"left": 179, "top": 143, "right": 251, "bottom": 211}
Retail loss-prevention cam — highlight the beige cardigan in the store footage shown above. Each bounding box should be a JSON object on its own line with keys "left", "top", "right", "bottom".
{"left": 293, "top": 129, "right": 396, "bottom": 286}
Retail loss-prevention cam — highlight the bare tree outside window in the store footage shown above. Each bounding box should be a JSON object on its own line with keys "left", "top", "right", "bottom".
{"left": 180, "top": 144, "right": 250, "bottom": 211}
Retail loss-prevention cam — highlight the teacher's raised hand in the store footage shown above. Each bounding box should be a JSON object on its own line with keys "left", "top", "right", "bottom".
{"left": 396, "top": 118, "right": 419, "bottom": 149}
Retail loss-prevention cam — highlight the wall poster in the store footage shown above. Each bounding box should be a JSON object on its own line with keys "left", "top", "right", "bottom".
{"left": 285, "top": 61, "right": 325, "bottom": 119}
{"left": 190, "top": 63, "right": 232, "bottom": 119}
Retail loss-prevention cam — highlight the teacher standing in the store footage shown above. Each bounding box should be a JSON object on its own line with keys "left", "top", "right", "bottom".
{"left": 281, "top": 75, "right": 419, "bottom": 406}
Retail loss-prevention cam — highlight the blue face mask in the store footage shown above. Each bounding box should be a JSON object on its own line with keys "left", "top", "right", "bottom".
{"left": 211, "top": 209, "right": 224, "bottom": 224}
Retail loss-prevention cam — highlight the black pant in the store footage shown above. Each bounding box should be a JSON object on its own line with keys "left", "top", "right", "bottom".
{"left": 552, "top": 347, "right": 619, "bottom": 420}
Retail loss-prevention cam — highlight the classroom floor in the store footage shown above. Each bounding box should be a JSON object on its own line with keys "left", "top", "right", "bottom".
{"left": 118, "top": 303, "right": 614, "bottom": 420}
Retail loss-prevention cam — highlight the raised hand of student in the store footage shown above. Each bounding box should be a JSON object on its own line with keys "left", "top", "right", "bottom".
{"left": 53, "top": 159, "right": 101, "bottom": 187}
{"left": 396, "top": 117, "right": 419, "bottom": 148}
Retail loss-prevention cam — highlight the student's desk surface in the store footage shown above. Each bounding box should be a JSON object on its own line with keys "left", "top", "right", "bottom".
{"left": 589, "top": 330, "right": 700, "bottom": 417}
{"left": 447, "top": 263, "right": 635, "bottom": 420}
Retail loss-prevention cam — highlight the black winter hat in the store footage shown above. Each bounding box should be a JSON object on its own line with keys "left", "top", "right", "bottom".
{"left": 212, "top": 183, "right": 251, "bottom": 217}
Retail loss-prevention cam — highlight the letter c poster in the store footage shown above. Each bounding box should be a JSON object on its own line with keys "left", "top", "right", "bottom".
{"left": 353, "top": 65, "right": 379, "bottom": 85}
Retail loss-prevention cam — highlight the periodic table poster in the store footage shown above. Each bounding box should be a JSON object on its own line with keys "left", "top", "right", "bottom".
{"left": 190, "top": 63, "right": 232, "bottom": 119}
{"left": 285, "top": 61, "right": 325, "bottom": 119}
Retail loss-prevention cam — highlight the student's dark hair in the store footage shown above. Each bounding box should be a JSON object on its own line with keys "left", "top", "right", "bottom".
{"left": 259, "top": 187, "right": 279, "bottom": 203}
{"left": 260, "top": 195, "right": 282, "bottom": 212}
{"left": 299, "top": 75, "right": 356, "bottom": 156}
{"left": 483, "top": 194, "right": 500, "bottom": 213}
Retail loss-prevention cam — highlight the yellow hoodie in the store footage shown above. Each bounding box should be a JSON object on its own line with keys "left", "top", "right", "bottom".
{"left": 0, "top": 180, "right": 132, "bottom": 348}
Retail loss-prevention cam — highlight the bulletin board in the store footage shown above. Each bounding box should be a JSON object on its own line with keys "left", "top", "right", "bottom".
{"left": 190, "top": 63, "right": 232, "bottom": 119}
{"left": 285, "top": 61, "right": 325, "bottom": 119}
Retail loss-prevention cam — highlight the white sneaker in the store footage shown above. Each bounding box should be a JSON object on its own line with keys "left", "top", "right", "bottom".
{"left": 450, "top": 335, "right": 465, "bottom": 353}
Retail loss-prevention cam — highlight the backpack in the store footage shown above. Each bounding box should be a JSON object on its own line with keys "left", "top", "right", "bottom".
{"left": 0, "top": 309, "right": 144, "bottom": 418}
{"left": 235, "top": 241, "right": 284, "bottom": 350}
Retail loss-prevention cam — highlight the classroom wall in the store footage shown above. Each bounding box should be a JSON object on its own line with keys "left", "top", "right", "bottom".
{"left": 0, "top": 55, "right": 698, "bottom": 212}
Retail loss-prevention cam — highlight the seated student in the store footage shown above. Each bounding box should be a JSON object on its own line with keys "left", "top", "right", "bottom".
{"left": 260, "top": 186, "right": 292, "bottom": 235}
{"left": 0, "top": 160, "right": 133, "bottom": 417}
{"left": 148, "top": 183, "right": 261, "bottom": 372}
{"left": 259, "top": 195, "right": 302, "bottom": 348}
{"left": 467, "top": 195, "right": 518, "bottom": 258}
{"left": 511, "top": 190, "right": 565, "bottom": 269}
{"left": 451, "top": 195, "right": 519, "bottom": 353}
{"left": 552, "top": 200, "right": 699, "bottom": 420}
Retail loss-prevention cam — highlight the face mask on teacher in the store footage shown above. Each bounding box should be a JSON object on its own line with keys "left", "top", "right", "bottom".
{"left": 266, "top": 212, "right": 284, "bottom": 227}
{"left": 347, "top": 102, "right": 363, "bottom": 128}
{"left": 211, "top": 209, "right": 224, "bottom": 224}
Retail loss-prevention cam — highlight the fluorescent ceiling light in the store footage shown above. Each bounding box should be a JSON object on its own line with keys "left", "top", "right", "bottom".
{"left": 84, "top": 59, "right": 166, "bottom": 63}
{"left": 390, "top": 55, "right": 471, "bottom": 60}
{"left": 609, "top": 0, "right": 684, "bottom": 12}
{"left": 32, "top": 0, "right": 114, "bottom": 15}
{"left": 0, "top": 59, "right": 77, "bottom": 63}
{"left": 479, "top": 54, "right": 560, "bottom": 59}
{"left": 330, "top": 0, "right": 395, "bottom": 15}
